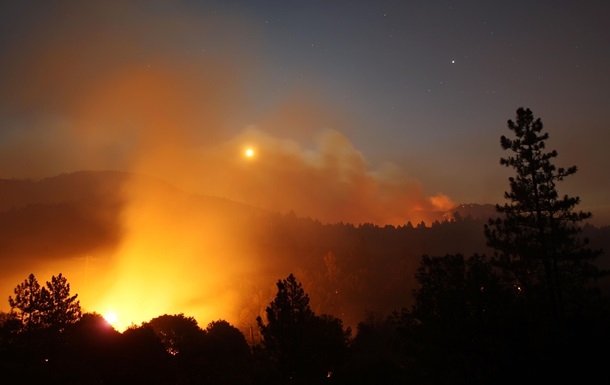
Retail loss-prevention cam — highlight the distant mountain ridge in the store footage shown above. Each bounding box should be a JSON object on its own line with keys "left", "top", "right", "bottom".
{"left": 0, "top": 170, "right": 263, "bottom": 217}
{"left": 0, "top": 170, "right": 131, "bottom": 211}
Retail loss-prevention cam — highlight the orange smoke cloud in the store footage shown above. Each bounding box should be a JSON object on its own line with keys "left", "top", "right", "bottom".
{"left": 181, "top": 127, "right": 455, "bottom": 226}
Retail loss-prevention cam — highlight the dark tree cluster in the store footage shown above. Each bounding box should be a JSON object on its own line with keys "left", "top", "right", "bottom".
{"left": 343, "top": 108, "right": 610, "bottom": 384}
{"left": 8, "top": 273, "right": 82, "bottom": 334}
{"left": 255, "top": 273, "right": 350, "bottom": 384}
{"left": 1, "top": 302, "right": 255, "bottom": 384}
{"left": 0, "top": 273, "right": 350, "bottom": 385}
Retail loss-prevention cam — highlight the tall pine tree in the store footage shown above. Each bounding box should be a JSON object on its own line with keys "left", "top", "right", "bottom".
{"left": 42, "top": 273, "right": 82, "bottom": 333}
{"left": 8, "top": 273, "right": 44, "bottom": 331}
{"left": 256, "top": 273, "right": 349, "bottom": 382}
{"left": 484, "top": 107, "right": 603, "bottom": 323}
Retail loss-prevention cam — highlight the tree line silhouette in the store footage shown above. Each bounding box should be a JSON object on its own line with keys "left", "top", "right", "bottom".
{"left": 1, "top": 108, "right": 609, "bottom": 384}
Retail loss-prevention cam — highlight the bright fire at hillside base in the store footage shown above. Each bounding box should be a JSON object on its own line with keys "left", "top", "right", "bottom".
{"left": 103, "top": 311, "right": 117, "bottom": 324}
{"left": 101, "top": 310, "right": 142, "bottom": 332}
{"left": 103, "top": 311, "right": 121, "bottom": 330}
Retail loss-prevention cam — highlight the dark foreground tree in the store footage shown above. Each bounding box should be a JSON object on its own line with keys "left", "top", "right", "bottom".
{"left": 256, "top": 273, "right": 349, "bottom": 384}
{"left": 393, "top": 254, "right": 515, "bottom": 385}
{"left": 484, "top": 107, "right": 604, "bottom": 323}
{"left": 476, "top": 107, "right": 610, "bottom": 383}
{"left": 200, "top": 320, "right": 253, "bottom": 385}
{"left": 115, "top": 323, "right": 176, "bottom": 384}
{"left": 41, "top": 273, "right": 82, "bottom": 333}
{"left": 147, "top": 313, "right": 204, "bottom": 357}
{"left": 8, "top": 273, "right": 81, "bottom": 333}
{"left": 53, "top": 313, "right": 122, "bottom": 383}
{"left": 204, "top": 319, "right": 251, "bottom": 363}
{"left": 256, "top": 273, "right": 314, "bottom": 382}
{"left": 143, "top": 315, "right": 254, "bottom": 384}
{"left": 8, "top": 274, "right": 44, "bottom": 331}
{"left": 3, "top": 273, "right": 83, "bottom": 381}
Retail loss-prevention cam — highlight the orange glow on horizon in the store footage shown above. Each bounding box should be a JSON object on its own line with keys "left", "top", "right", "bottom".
{"left": 102, "top": 311, "right": 125, "bottom": 331}
{"left": 429, "top": 194, "right": 456, "bottom": 212}
{"left": 103, "top": 311, "right": 118, "bottom": 324}
{"left": 85, "top": 174, "right": 257, "bottom": 334}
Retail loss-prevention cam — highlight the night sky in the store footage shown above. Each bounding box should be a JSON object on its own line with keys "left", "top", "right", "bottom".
{"left": 2, "top": 0, "right": 609, "bottom": 225}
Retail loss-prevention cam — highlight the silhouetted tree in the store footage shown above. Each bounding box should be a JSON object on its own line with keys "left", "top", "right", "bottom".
{"left": 256, "top": 273, "right": 349, "bottom": 384}
{"left": 8, "top": 273, "right": 44, "bottom": 331}
{"left": 53, "top": 313, "right": 122, "bottom": 384}
{"left": 485, "top": 107, "right": 604, "bottom": 323}
{"left": 144, "top": 314, "right": 207, "bottom": 384}
{"left": 115, "top": 323, "right": 176, "bottom": 384}
{"left": 340, "top": 312, "right": 406, "bottom": 385}
{"left": 0, "top": 311, "right": 21, "bottom": 362}
{"left": 412, "top": 254, "right": 504, "bottom": 327}
{"left": 40, "top": 273, "right": 82, "bottom": 333}
{"left": 8, "top": 273, "right": 81, "bottom": 333}
{"left": 391, "top": 253, "right": 517, "bottom": 385}
{"left": 303, "top": 314, "right": 350, "bottom": 379}
{"left": 201, "top": 320, "right": 253, "bottom": 385}
{"left": 4, "top": 274, "right": 82, "bottom": 381}
{"left": 204, "top": 319, "right": 251, "bottom": 362}
{"left": 147, "top": 313, "right": 204, "bottom": 357}
{"left": 256, "top": 273, "right": 314, "bottom": 381}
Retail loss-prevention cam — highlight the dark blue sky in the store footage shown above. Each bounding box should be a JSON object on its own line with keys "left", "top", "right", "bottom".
{"left": 1, "top": 0, "right": 609, "bottom": 224}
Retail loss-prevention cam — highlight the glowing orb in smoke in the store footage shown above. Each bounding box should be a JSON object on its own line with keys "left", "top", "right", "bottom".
{"left": 245, "top": 148, "right": 255, "bottom": 158}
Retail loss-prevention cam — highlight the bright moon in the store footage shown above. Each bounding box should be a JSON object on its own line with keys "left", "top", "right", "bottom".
{"left": 245, "top": 148, "right": 254, "bottom": 158}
